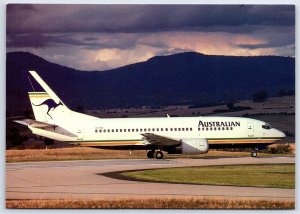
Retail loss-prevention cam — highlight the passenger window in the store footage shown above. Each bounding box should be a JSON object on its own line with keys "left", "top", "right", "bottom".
{"left": 165, "top": 128, "right": 168, "bottom": 131}
{"left": 178, "top": 128, "right": 181, "bottom": 131}
{"left": 128, "top": 129, "right": 130, "bottom": 132}
{"left": 190, "top": 128, "right": 193, "bottom": 131}
{"left": 116, "top": 129, "right": 118, "bottom": 132}
{"left": 210, "top": 127, "right": 213, "bottom": 131}
{"left": 99, "top": 130, "right": 102, "bottom": 133}
{"left": 157, "top": 128, "right": 159, "bottom": 131}
{"left": 144, "top": 128, "right": 147, "bottom": 132}
{"left": 198, "top": 128, "right": 200, "bottom": 131}
{"left": 107, "top": 129, "right": 110, "bottom": 132}
{"left": 124, "top": 129, "right": 126, "bottom": 132}
{"left": 161, "top": 128, "right": 163, "bottom": 131}
{"left": 148, "top": 128, "right": 151, "bottom": 131}
{"left": 95, "top": 130, "right": 98, "bottom": 133}
{"left": 230, "top": 127, "right": 233, "bottom": 130}
{"left": 174, "top": 128, "right": 177, "bottom": 131}
{"left": 103, "top": 129, "right": 106, "bottom": 133}
{"left": 112, "top": 129, "right": 114, "bottom": 132}
{"left": 202, "top": 128, "right": 205, "bottom": 131}
{"left": 136, "top": 129, "right": 139, "bottom": 132}
{"left": 170, "top": 128, "right": 173, "bottom": 131}
{"left": 120, "top": 129, "right": 122, "bottom": 132}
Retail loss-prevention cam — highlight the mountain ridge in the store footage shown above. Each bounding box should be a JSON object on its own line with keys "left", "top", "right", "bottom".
{"left": 6, "top": 51, "right": 295, "bottom": 115}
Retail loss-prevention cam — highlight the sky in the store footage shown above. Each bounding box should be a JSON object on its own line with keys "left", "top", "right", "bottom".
{"left": 6, "top": 4, "right": 295, "bottom": 71}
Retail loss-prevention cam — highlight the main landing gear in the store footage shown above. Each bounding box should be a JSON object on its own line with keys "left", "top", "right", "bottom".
{"left": 147, "top": 150, "right": 164, "bottom": 159}
{"left": 251, "top": 148, "right": 258, "bottom": 158}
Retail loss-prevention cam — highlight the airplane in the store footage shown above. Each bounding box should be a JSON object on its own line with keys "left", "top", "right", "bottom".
{"left": 15, "top": 71, "right": 286, "bottom": 159}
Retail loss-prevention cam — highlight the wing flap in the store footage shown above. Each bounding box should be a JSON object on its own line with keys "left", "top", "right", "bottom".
{"left": 141, "top": 133, "right": 181, "bottom": 147}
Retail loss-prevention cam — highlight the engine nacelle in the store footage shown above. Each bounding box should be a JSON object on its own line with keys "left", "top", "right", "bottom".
{"left": 166, "top": 138, "right": 209, "bottom": 154}
{"left": 181, "top": 138, "right": 209, "bottom": 154}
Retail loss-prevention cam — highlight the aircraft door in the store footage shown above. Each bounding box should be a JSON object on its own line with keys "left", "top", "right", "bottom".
{"left": 77, "top": 125, "right": 84, "bottom": 140}
{"left": 247, "top": 122, "right": 254, "bottom": 137}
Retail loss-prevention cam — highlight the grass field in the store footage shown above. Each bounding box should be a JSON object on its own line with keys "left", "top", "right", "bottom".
{"left": 6, "top": 198, "right": 295, "bottom": 209}
{"left": 6, "top": 145, "right": 294, "bottom": 163}
{"left": 122, "top": 164, "right": 295, "bottom": 189}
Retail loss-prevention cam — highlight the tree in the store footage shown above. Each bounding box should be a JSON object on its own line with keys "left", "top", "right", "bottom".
{"left": 278, "top": 89, "right": 295, "bottom": 97}
{"left": 252, "top": 91, "right": 268, "bottom": 103}
{"left": 226, "top": 103, "right": 234, "bottom": 110}
{"left": 278, "top": 89, "right": 286, "bottom": 97}
{"left": 44, "top": 138, "right": 54, "bottom": 147}
{"left": 7, "top": 127, "right": 23, "bottom": 148}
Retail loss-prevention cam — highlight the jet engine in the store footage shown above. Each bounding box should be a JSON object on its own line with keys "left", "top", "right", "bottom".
{"left": 166, "top": 138, "right": 209, "bottom": 154}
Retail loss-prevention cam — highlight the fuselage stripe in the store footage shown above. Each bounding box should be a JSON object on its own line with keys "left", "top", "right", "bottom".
{"left": 208, "top": 139, "right": 277, "bottom": 144}
{"left": 78, "top": 141, "right": 144, "bottom": 146}
{"left": 67, "top": 137, "right": 282, "bottom": 146}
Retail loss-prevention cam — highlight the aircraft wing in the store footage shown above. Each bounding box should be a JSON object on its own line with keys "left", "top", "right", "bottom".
{"left": 141, "top": 133, "right": 181, "bottom": 147}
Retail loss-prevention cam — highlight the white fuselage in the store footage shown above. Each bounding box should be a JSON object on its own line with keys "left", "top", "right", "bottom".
{"left": 29, "top": 109, "right": 286, "bottom": 148}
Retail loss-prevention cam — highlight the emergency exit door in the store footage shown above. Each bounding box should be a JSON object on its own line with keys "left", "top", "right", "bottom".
{"left": 247, "top": 122, "right": 254, "bottom": 137}
{"left": 77, "top": 125, "right": 84, "bottom": 140}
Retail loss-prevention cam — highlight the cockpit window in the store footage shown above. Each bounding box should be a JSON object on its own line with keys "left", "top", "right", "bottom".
{"left": 262, "top": 123, "right": 272, "bottom": 130}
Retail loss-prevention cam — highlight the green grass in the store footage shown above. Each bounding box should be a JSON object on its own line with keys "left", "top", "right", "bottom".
{"left": 123, "top": 164, "right": 295, "bottom": 189}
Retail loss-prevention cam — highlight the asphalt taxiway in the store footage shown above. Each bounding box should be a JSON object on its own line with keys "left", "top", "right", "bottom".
{"left": 6, "top": 157, "right": 295, "bottom": 201}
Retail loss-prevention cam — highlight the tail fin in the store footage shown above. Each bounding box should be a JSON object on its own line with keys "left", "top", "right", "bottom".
{"left": 28, "top": 71, "right": 70, "bottom": 124}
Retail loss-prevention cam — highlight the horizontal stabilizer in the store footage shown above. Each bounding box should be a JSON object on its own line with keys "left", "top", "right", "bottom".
{"left": 14, "top": 119, "right": 77, "bottom": 138}
{"left": 14, "top": 119, "right": 55, "bottom": 128}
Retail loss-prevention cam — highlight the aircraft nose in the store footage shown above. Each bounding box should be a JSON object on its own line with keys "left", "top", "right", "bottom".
{"left": 276, "top": 129, "right": 286, "bottom": 139}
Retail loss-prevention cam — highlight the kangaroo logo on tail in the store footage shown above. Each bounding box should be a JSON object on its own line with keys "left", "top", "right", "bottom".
{"left": 33, "top": 99, "right": 63, "bottom": 119}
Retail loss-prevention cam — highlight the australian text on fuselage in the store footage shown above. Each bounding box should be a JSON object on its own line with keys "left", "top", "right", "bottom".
{"left": 198, "top": 121, "right": 241, "bottom": 127}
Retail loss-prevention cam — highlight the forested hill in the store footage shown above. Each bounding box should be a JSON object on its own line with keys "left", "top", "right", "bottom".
{"left": 6, "top": 51, "right": 295, "bottom": 115}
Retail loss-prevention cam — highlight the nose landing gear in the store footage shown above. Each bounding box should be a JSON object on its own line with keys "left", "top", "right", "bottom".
{"left": 251, "top": 148, "right": 258, "bottom": 158}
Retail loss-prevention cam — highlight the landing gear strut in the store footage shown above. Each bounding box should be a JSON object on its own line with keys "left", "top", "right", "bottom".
{"left": 147, "top": 150, "right": 155, "bottom": 159}
{"left": 251, "top": 148, "right": 258, "bottom": 158}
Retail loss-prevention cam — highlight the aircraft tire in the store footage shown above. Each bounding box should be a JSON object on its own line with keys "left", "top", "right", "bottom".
{"left": 251, "top": 150, "right": 258, "bottom": 158}
{"left": 155, "top": 151, "right": 164, "bottom": 159}
{"left": 147, "top": 150, "right": 155, "bottom": 159}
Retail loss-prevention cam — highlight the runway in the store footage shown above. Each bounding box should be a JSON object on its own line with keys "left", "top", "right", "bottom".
{"left": 6, "top": 157, "right": 295, "bottom": 201}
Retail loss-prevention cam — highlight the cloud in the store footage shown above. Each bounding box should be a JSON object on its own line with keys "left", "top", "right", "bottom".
{"left": 6, "top": 4, "right": 295, "bottom": 70}
{"left": 7, "top": 33, "right": 138, "bottom": 50}
{"left": 7, "top": 5, "right": 295, "bottom": 34}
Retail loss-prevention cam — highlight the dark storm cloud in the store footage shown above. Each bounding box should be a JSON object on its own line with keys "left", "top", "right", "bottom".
{"left": 7, "top": 4, "right": 295, "bottom": 35}
{"left": 236, "top": 25, "right": 295, "bottom": 50}
{"left": 7, "top": 33, "right": 138, "bottom": 49}
{"left": 7, "top": 33, "right": 49, "bottom": 48}
{"left": 6, "top": 4, "right": 295, "bottom": 63}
